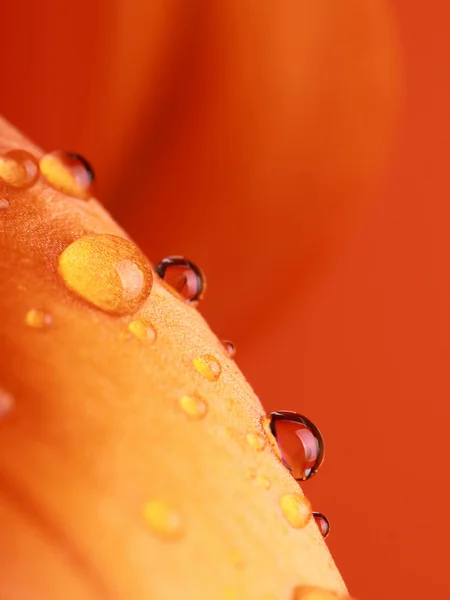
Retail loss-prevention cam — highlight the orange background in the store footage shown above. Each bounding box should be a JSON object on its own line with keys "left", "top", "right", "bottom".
{"left": 1, "top": 1, "right": 449, "bottom": 599}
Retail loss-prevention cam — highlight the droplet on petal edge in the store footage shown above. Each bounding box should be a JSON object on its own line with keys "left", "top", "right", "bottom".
{"left": 25, "top": 309, "right": 53, "bottom": 329}
{"left": 40, "top": 150, "right": 95, "bottom": 199}
{"left": 313, "top": 512, "right": 330, "bottom": 539}
{"left": 143, "top": 500, "right": 184, "bottom": 540}
{"left": 126, "top": 319, "right": 157, "bottom": 342}
{"left": 0, "top": 388, "right": 14, "bottom": 417}
{"left": 246, "top": 432, "right": 267, "bottom": 451}
{"left": 0, "top": 150, "right": 40, "bottom": 189}
{"left": 179, "top": 394, "right": 208, "bottom": 419}
{"left": 269, "top": 411, "right": 325, "bottom": 481}
{"left": 292, "top": 586, "right": 352, "bottom": 600}
{"left": 58, "top": 234, "right": 153, "bottom": 315}
{"left": 221, "top": 339, "right": 236, "bottom": 358}
{"left": 0, "top": 198, "right": 9, "bottom": 208}
{"left": 280, "top": 493, "right": 312, "bottom": 529}
{"left": 155, "top": 256, "right": 205, "bottom": 303}
{"left": 192, "top": 354, "right": 222, "bottom": 381}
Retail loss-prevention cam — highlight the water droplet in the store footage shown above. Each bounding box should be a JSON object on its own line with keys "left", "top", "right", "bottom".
{"left": 280, "top": 493, "right": 312, "bottom": 529}
{"left": 246, "top": 467, "right": 257, "bottom": 480}
{"left": 0, "top": 150, "right": 40, "bottom": 189}
{"left": 0, "top": 198, "right": 9, "bottom": 209}
{"left": 256, "top": 474, "right": 271, "bottom": 490}
{"left": 156, "top": 256, "right": 205, "bottom": 303}
{"left": 40, "top": 151, "right": 94, "bottom": 199}
{"left": 246, "top": 432, "right": 267, "bottom": 451}
{"left": 221, "top": 340, "right": 236, "bottom": 358}
{"left": 193, "top": 354, "right": 222, "bottom": 381}
{"left": 269, "top": 411, "right": 324, "bottom": 481}
{"left": 25, "top": 309, "right": 53, "bottom": 329}
{"left": 0, "top": 387, "right": 14, "bottom": 417}
{"left": 126, "top": 319, "right": 157, "bottom": 342}
{"left": 229, "top": 549, "right": 245, "bottom": 570}
{"left": 58, "top": 234, "right": 152, "bottom": 315}
{"left": 179, "top": 394, "right": 208, "bottom": 419}
{"left": 143, "top": 500, "right": 184, "bottom": 540}
{"left": 313, "top": 512, "right": 330, "bottom": 539}
{"left": 292, "top": 587, "right": 350, "bottom": 600}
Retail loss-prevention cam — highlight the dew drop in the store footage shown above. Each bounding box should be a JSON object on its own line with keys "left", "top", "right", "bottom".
{"left": 126, "top": 319, "right": 157, "bottom": 342}
{"left": 221, "top": 340, "right": 236, "bottom": 358}
{"left": 25, "top": 309, "right": 53, "bottom": 329}
{"left": 292, "top": 587, "right": 351, "bottom": 600}
{"left": 193, "top": 354, "right": 222, "bottom": 381}
{"left": 229, "top": 549, "right": 245, "bottom": 570}
{"left": 313, "top": 512, "right": 330, "bottom": 539}
{"left": 0, "top": 150, "right": 40, "bottom": 189}
{"left": 280, "top": 493, "right": 312, "bottom": 529}
{"left": 0, "top": 387, "right": 14, "bottom": 417}
{"left": 246, "top": 432, "right": 267, "bottom": 451}
{"left": 58, "top": 234, "right": 152, "bottom": 315}
{"left": 0, "top": 198, "right": 9, "bottom": 209}
{"left": 40, "top": 151, "right": 94, "bottom": 199}
{"left": 156, "top": 256, "right": 205, "bottom": 303}
{"left": 179, "top": 394, "right": 208, "bottom": 419}
{"left": 269, "top": 411, "right": 324, "bottom": 481}
{"left": 256, "top": 474, "right": 271, "bottom": 490}
{"left": 143, "top": 500, "right": 184, "bottom": 540}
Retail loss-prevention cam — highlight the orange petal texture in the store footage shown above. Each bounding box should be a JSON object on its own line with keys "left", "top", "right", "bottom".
{"left": 0, "top": 118, "right": 347, "bottom": 599}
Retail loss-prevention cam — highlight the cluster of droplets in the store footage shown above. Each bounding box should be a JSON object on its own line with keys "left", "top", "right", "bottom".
{"left": 0, "top": 148, "right": 95, "bottom": 200}
{"left": 3, "top": 147, "right": 339, "bottom": 598}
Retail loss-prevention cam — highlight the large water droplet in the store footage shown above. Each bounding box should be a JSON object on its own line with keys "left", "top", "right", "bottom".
{"left": 126, "top": 319, "right": 157, "bottom": 342}
{"left": 143, "top": 500, "right": 184, "bottom": 540}
{"left": 0, "top": 150, "right": 40, "bottom": 189}
{"left": 269, "top": 411, "right": 324, "bottom": 481}
{"left": 156, "top": 256, "right": 205, "bottom": 303}
{"left": 221, "top": 340, "right": 236, "bottom": 358}
{"left": 246, "top": 432, "right": 267, "bottom": 451}
{"left": 58, "top": 234, "right": 152, "bottom": 315}
{"left": 292, "top": 587, "right": 351, "bottom": 600}
{"left": 40, "top": 151, "right": 94, "bottom": 199}
{"left": 193, "top": 354, "right": 222, "bottom": 381}
{"left": 313, "top": 512, "right": 330, "bottom": 539}
{"left": 0, "top": 198, "right": 9, "bottom": 209}
{"left": 0, "top": 387, "right": 14, "bottom": 417}
{"left": 280, "top": 493, "right": 312, "bottom": 529}
{"left": 25, "top": 309, "right": 53, "bottom": 329}
{"left": 179, "top": 394, "right": 208, "bottom": 419}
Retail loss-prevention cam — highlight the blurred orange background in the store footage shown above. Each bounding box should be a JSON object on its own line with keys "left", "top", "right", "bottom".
{"left": 1, "top": 1, "right": 449, "bottom": 599}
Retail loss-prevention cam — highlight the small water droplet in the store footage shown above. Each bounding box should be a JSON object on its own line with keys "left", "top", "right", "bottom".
{"left": 126, "top": 319, "right": 157, "bottom": 342}
{"left": 313, "top": 512, "right": 330, "bottom": 539}
{"left": 25, "top": 309, "right": 53, "bottom": 329}
{"left": 246, "top": 467, "right": 257, "bottom": 480}
{"left": 143, "top": 500, "right": 184, "bottom": 540}
{"left": 58, "top": 234, "right": 152, "bottom": 315}
{"left": 246, "top": 432, "right": 266, "bottom": 451}
{"left": 292, "top": 587, "right": 350, "bottom": 600}
{"left": 229, "top": 549, "right": 245, "bottom": 570}
{"left": 280, "top": 493, "right": 312, "bottom": 529}
{"left": 179, "top": 394, "right": 208, "bottom": 419}
{"left": 256, "top": 474, "right": 271, "bottom": 490}
{"left": 221, "top": 340, "right": 236, "bottom": 358}
{"left": 0, "top": 387, "right": 14, "bottom": 417}
{"left": 0, "top": 150, "right": 40, "bottom": 189}
{"left": 0, "top": 198, "right": 9, "bottom": 209}
{"left": 269, "top": 411, "right": 324, "bottom": 481}
{"left": 40, "top": 151, "right": 94, "bottom": 199}
{"left": 193, "top": 354, "right": 222, "bottom": 381}
{"left": 156, "top": 256, "right": 205, "bottom": 303}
